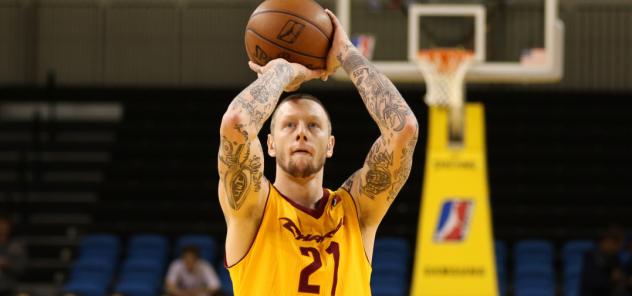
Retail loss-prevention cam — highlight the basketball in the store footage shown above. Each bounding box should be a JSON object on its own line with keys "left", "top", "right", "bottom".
{"left": 244, "top": 0, "right": 333, "bottom": 70}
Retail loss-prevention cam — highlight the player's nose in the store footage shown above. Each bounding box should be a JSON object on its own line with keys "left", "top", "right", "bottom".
{"left": 294, "top": 122, "right": 308, "bottom": 142}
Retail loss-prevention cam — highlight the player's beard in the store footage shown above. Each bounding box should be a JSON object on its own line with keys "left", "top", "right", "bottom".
{"left": 278, "top": 152, "right": 325, "bottom": 178}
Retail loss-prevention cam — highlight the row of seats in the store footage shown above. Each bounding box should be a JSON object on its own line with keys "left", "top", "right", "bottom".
{"left": 63, "top": 234, "right": 413, "bottom": 296}
{"left": 64, "top": 234, "right": 598, "bottom": 296}
{"left": 496, "top": 239, "right": 595, "bottom": 296}
{"left": 63, "top": 234, "right": 226, "bottom": 296}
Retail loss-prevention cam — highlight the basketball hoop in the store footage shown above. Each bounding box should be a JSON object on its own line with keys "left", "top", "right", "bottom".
{"left": 415, "top": 48, "right": 474, "bottom": 145}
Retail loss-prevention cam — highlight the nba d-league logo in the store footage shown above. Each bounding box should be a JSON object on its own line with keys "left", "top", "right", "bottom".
{"left": 434, "top": 199, "right": 475, "bottom": 243}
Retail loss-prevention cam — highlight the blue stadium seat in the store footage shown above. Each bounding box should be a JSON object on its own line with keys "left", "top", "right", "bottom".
{"left": 495, "top": 240, "right": 508, "bottom": 265}
{"left": 564, "top": 273, "right": 581, "bottom": 296}
{"left": 564, "top": 261, "right": 582, "bottom": 278}
{"left": 515, "top": 287, "right": 555, "bottom": 296}
{"left": 562, "top": 240, "right": 594, "bottom": 263}
{"left": 79, "top": 234, "right": 121, "bottom": 263}
{"left": 176, "top": 234, "right": 217, "bottom": 263}
{"left": 374, "top": 237, "right": 410, "bottom": 256}
{"left": 495, "top": 240, "right": 508, "bottom": 296}
{"left": 372, "top": 261, "right": 406, "bottom": 277}
{"left": 63, "top": 281, "right": 108, "bottom": 296}
{"left": 129, "top": 234, "right": 168, "bottom": 253}
{"left": 119, "top": 258, "right": 164, "bottom": 288}
{"left": 562, "top": 240, "right": 594, "bottom": 296}
{"left": 127, "top": 234, "right": 168, "bottom": 264}
{"left": 371, "top": 237, "right": 410, "bottom": 296}
{"left": 114, "top": 280, "right": 156, "bottom": 296}
{"left": 514, "top": 262, "right": 555, "bottom": 295}
{"left": 515, "top": 263, "right": 555, "bottom": 278}
{"left": 371, "top": 273, "right": 406, "bottom": 296}
{"left": 218, "top": 264, "right": 234, "bottom": 296}
{"left": 69, "top": 258, "right": 115, "bottom": 284}
{"left": 497, "top": 262, "right": 507, "bottom": 296}
{"left": 514, "top": 240, "right": 554, "bottom": 266}
{"left": 80, "top": 234, "right": 120, "bottom": 253}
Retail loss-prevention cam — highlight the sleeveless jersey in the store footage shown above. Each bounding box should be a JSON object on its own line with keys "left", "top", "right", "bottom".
{"left": 227, "top": 184, "right": 372, "bottom": 296}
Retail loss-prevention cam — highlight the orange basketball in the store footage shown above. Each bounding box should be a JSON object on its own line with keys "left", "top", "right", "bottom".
{"left": 245, "top": 0, "right": 333, "bottom": 70}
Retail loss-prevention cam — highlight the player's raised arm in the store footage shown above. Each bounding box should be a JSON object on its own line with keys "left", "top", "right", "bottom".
{"left": 325, "top": 10, "right": 419, "bottom": 228}
{"left": 218, "top": 59, "right": 324, "bottom": 217}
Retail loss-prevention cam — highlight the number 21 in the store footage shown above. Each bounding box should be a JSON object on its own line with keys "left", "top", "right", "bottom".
{"left": 298, "top": 241, "right": 340, "bottom": 295}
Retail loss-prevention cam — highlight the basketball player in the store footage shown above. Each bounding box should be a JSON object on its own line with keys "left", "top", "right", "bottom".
{"left": 218, "top": 10, "right": 418, "bottom": 295}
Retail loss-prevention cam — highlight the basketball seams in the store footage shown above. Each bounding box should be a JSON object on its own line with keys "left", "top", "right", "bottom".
{"left": 246, "top": 29, "right": 327, "bottom": 60}
{"left": 249, "top": 9, "right": 331, "bottom": 42}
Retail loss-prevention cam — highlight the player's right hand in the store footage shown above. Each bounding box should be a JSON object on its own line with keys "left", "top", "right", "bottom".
{"left": 248, "top": 59, "right": 324, "bottom": 92}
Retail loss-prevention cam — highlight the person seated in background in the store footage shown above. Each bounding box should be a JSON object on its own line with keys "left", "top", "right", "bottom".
{"left": 165, "top": 246, "right": 222, "bottom": 296}
{"left": 580, "top": 225, "right": 627, "bottom": 296}
{"left": 0, "top": 214, "right": 27, "bottom": 296}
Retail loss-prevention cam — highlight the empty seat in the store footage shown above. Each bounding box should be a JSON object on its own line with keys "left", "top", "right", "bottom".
{"left": 119, "top": 258, "right": 164, "bottom": 286}
{"left": 78, "top": 234, "right": 120, "bottom": 262}
{"left": 128, "top": 234, "right": 168, "bottom": 264}
{"left": 63, "top": 281, "right": 108, "bottom": 296}
{"left": 371, "top": 273, "right": 406, "bottom": 296}
{"left": 176, "top": 234, "right": 217, "bottom": 263}
{"left": 114, "top": 280, "right": 156, "bottom": 296}
{"left": 69, "top": 257, "right": 115, "bottom": 285}
{"left": 514, "top": 240, "right": 554, "bottom": 266}
{"left": 562, "top": 240, "right": 595, "bottom": 296}
{"left": 495, "top": 240, "right": 508, "bottom": 296}
{"left": 218, "top": 264, "right": 233, "bottom": 296}
{"left": 371, "top": 237, "right": 410, "bottom": 296}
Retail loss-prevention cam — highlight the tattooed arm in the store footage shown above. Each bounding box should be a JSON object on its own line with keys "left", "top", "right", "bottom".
{"left": 326, "top": 10, "right": 419, "bottom": 229}
{"left": 218, "top": 59, "right": 323, "bottom": 218}
{"left": 219, "top": 58, "right": 324, "bottom": 265}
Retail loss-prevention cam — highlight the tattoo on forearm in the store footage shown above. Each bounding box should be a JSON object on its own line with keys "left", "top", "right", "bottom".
{"left": 342, "top": 50, "right": 411, "bottom": 133}
{"left": 230, "top": 63, "right": 294, "bottom": 130}
{"left": 219, "top": 124, "right": 263, "bottom": 210}
{"left": 387, "top": 126, "right": 418, "bottom": 201}
{"left": 360, "top": 139, "right": 393, "bottom": 199}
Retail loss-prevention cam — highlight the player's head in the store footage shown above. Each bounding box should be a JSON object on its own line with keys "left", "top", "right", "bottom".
{"left": 181, "top": 245, "right": 201, "bottom": 270}
{"left": 268, "top": 93, "right": 334, "bottom": 178}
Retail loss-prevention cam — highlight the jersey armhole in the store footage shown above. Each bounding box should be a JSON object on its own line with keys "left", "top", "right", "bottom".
{"left": 338, "top": 187, "right": 372, "bottom": 267}
{"left": 224, "top": 181, "right": 272, "bottom": 269}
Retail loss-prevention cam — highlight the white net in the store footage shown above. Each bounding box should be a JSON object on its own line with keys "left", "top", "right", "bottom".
{"left": 415, "top": 49, "right": 474, "bottom": 144}
{"left": 415, "top": 49, "right": 474, "bottom": 108}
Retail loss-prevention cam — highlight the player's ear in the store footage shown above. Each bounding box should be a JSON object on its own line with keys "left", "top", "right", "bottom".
{"left": 267, "top": 133, "right": 276, "bottom": 157}
{"left": 326, "top": 135, "right": 335, "bottom": 158}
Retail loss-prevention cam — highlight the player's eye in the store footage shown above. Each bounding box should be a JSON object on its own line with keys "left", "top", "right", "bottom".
{"left": 308, "top": 122, "right": 319, "bottom": 129}
{"left": 285, "top": 122, "right": 295, "bottom": 128}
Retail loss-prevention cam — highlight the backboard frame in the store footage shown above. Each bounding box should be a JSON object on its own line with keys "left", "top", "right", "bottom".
{"left": 334, "top": 0, "right": 564, "bottom": 84}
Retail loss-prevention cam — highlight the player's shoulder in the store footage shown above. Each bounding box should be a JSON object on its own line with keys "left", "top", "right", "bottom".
{"left": 329, "top": 186, "right": 360, "bottom": 214}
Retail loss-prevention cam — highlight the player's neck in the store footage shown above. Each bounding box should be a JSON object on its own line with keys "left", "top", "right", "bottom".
{"left": 274, "top": 167, "right": 324, "bottom": 210}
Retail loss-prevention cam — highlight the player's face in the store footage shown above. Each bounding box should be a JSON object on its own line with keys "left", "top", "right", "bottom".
{"left": 269, "top": 100, "right": 334, "bottom": 178}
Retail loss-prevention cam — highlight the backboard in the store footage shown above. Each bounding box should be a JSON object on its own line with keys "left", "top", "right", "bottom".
{"left": 333, "top": 0, "right": 564, "bottom": 84}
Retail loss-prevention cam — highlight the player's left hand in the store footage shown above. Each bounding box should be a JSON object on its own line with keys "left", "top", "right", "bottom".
{"left": 322, "top": 9, "right": 354, "bottom": 81}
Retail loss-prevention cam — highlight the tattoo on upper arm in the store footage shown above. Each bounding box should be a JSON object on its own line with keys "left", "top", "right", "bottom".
{"left": 341, "top": 170, "right": 359, "bottom": 193}
{"left": 219, "top": 124, "right": 263, "bottom": 210}
{"left": 360, "top": 139, "right": 393, "bottom": 199}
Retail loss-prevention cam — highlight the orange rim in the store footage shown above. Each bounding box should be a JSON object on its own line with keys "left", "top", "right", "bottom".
{"left": 417, "top": 48, "right": 474, "bottom": 73}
